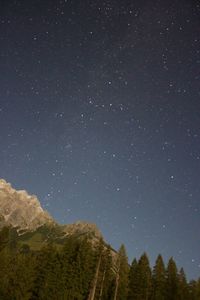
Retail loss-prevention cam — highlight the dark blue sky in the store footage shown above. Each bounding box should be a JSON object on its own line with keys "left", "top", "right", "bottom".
{"left": 0, "top": 0, "right": 200, "bottom": 279}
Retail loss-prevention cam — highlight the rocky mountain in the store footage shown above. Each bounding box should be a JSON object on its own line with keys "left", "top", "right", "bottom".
{"left": 62, "top": 221, "right": 103, "bottom": 240}
{"left": 0, "top": 179, "right": 55, "bottom": 232}
{"left": 0, "top": 179, "right": 103, "bottom": 243}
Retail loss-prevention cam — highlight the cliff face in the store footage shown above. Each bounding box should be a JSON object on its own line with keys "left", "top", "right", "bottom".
{"left": 0, "top": 179, "right": 54, "bottom": 231}
{"left": 62, "top": 221, "right": 103, "bottom": 240}
{"left": 0, "top": 179, "right": 105, "bottom": 245}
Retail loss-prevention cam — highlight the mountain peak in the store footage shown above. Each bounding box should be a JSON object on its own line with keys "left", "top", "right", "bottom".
{"left": 0, "top": 179, "right": 54, "bottom": 231}
{"left": 0, "top": 180, "right": 104, "bottom": 244}
{"left": 0, "top": 178, "right": 12, "bottom": 190}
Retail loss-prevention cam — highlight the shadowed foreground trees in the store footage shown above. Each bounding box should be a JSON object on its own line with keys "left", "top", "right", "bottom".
{"left": 0, "top": 227, "right": 199, "bottom": 300}
{"left": 152, "top": 254, "right": 166, "bottom": 300}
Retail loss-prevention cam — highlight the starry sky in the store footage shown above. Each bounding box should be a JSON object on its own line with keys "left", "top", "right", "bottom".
{"left": 0, "top": 0, "right": 200, "bottom": 279}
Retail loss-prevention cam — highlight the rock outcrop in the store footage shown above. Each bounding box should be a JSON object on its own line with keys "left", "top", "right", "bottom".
{"left": 62, "top": 220, "right": 103, "bottom": 240}
{"left": 0, "top": 179, "right": 105, "bottom": 244}
{"left": 0, "top": 179, "right": 54, "bottom": 231}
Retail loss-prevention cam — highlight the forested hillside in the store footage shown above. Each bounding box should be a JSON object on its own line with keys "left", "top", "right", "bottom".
{"left": 0, "top": 227, "right": 199, "bottom": 300}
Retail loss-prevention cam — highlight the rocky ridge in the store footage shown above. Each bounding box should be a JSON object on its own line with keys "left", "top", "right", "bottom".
{"left": 62, "top": 221, "right": 103, "bottom": 240}
{"left": 0, "top": 179, "right": 55, "bottom": 232}
{"left": 0, "top": 179, "right": 103, "bottom": 241}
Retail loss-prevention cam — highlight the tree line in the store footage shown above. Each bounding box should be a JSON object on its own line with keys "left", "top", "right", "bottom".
{"left": 0, "top": 227, "right": 199, "bottom": 299}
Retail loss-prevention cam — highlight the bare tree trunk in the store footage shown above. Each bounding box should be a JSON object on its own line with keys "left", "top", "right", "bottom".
{"left": 113, "top": 252, "right": 121, "bottom": 300}
{"left": 99, "top": 269, "right": 106, "bottom": 300}
{"left": 113, "top": 270, "right": 120, "bottom": 300}
{"left": 88, "top": 254, "right": 102, "bottom": 300}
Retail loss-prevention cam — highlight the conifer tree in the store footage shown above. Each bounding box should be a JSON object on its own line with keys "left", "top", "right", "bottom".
{"left": 14, "top": 253, "right": 37, "bottom": 300}
{"left": 178, "top": 267, "right": 189, "bottom": 300}
{"left": 137, "top": 252, "right": 152, "bottom": 300}
{"left": 152, "top": 254, "right": 166, "bottom": 300}
{"left": 188, "top": 278, "right": 200, "bottom": 300}
{"left": 0, "top": 227, "right": 196, "bottom": 300}
{"left": 196, "top": 278, "right": 200, "bottom": 300}
{"left": 77, "top": 237, "right": 97, "bottom": 299}
{"left": 1, "top": 252, "right": 36, "bottom": 300}
{"left": 61, "top": 237, "right": 83, "bottom": 299}
{"left": 31, "top": 243, "right": 57, "bottom": 299}
{"left": 128, "top": 258, "right": 138, "bottom": 300}
{"left": 188, "top": 280, "right": 197, "bottom": 300}
{"left": 166, "top": 257, "right": 179, "bottom": 300}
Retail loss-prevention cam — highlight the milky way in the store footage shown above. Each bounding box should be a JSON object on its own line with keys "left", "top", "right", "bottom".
{"left": 0, "top": 0, "right": 200, "bottom": 279}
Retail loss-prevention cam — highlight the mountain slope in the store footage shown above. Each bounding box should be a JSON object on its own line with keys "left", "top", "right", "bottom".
{"left": 0, "top": 179, "right": 104, "bottom": 247}
{"left": 0, "top": 179, "right": 55, "bottom": 232}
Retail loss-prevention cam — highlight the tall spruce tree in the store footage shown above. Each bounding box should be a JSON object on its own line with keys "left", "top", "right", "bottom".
{"left": 137, "top": 253, "right": 152, "bottom": 300}
{"left": 128, "top": 258, "right": 138, "bottom": 300}
{"left": 166, "top": 257, "right": 179, "bottom": 300}
{"left": 178, "top": 267, "right": 189, "bottom": 300}
{"left": 152, "top": 254, "right": 166, "bottom": 300}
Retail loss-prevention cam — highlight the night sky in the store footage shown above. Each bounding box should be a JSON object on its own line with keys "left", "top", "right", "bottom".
{"left": 1, "top": 0, "right": 200, "bottom": 279}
